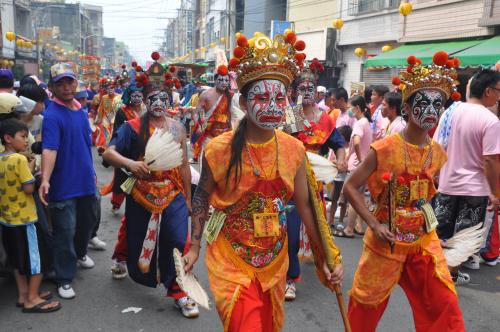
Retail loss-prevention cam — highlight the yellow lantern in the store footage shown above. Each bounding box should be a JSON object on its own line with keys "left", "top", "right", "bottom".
{"left": 332, "top": 18, "right": 344, "bottom": 30}
{"left": 194, "top": 48, "right": 199, "bottom": 53}
{"left": 399, "top": 2, "right": 413, "bottom": 16}
{"left": 26, "top": 41, "right": 33, "bottom": 49}
{"left": 16, "top": 39, "right": 24, "bottom": 48}
{"left": 209, "top": 42, "right": 216, "bottom": 48}
{"left": 5, "top": 32, "right": 16, "bottom": 41}
{"left": 9, "top": 60, "right": 15, "bottom": 67}
{"left": 381, "top": 44, "right": 393, "bottom": 53}
{"left": 354, "top": 47, "right": 366, "bottom": 57}
{"left": 45, "top": 43, "right": 51, "bottom": 48}
{"left": 283, "top": 28, "right": 293, "bottom": 36}
{"left": 201, "top": 47, "right": 206, "bottom": 52}
{"left": 235, "top": 32, "right": 242, "bottom": 39}
{"left": 220, "top": 37, "right": 226, "bottom": 44}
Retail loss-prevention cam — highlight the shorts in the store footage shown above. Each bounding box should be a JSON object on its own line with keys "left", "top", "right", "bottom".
{"left": 433, "top": 193, "right": 488, "bottom": 240}
{"left": 1, "top": 223, "right": 48, "bottom": 276}
{"left": 331, "top": 180, "right": 345, "bottom": 202}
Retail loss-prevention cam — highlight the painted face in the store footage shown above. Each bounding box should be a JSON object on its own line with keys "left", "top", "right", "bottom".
{"left": 106, "top": 86, "right": 114, "bottom": 95}
{"left": 215, "top": 75, "right": 229, "bottom": 91}
{"left": 296, "top": 80, "right": 315, "bottom": 105}
{"left": 246, "top": 79, "right": 287, "bottom": 130}
{"left": 410, "top": 89, "right": 444, "bottom": 130}
{"left": 130, "top": 91, "right": 143, "bottom": 106}
{"left": 146, "top": 90, "right": 169, "bottom": 116}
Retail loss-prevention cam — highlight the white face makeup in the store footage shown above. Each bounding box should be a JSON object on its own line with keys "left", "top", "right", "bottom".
{"left": 106, "top": 86, "right": 114, "bottom": 95}
{"left": 246, "top": 79, "right": 287, "bottom": 130}
{"left": 146, "top": 90, "right": 169, "bottom": 117}
{"left": 130, "top": 91, "right": 143, "bottom": 106}
{"left": 410, "top": 89, "right": 444, "bottom": 130}
{"left": 296, "top": 80, "right": 315, "bottom": 105}
{"left": 215, "top": 75, "right": 229, "bottom": 91}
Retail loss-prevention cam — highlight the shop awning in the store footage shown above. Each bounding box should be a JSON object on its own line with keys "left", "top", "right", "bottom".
{"left": 364, "top": 39, "right": 484, "bottom": 68}
{"left": 452, "top": 36, "right": 500, "bottom": 67}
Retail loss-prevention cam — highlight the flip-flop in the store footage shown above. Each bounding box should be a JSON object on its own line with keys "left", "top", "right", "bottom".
{"left": 354, "top": 229, "right": 365, "bottom": 236}
{"left": 22, "top": 299, "right": 61, "bottom": 313}
{"left": 333, "top": 228, "right": 354, "bottom": 238}
{"left": 16, "top": 291, "right": 53, "bottom": 308}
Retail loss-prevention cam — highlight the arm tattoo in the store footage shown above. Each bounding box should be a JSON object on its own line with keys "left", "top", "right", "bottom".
{"left": 190, "top": 165, "right": 212, "bottom": 241}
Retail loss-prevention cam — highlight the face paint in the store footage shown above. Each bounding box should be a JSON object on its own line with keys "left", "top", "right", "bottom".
{"left": 410, "top": 89, "right": 443, "bottom": 130}
{"left": 215, "top": 75, "right": 229, "bottom": 91}
{"left": 296, "top": 80, "right": 315, "bottom": 105}
{"left": 106, "top": 86, "right": 114, "bottom": 95}
{"left": 246, "top": 79, "right": 287, "bottom": 130}
{"left": 130, "top": 91, "right": 143, "bottom": 106}
{"left": 146, "top": 90, "right": 169, "bottom": 117}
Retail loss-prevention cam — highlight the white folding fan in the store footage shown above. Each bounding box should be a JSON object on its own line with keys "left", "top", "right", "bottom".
{"left": 306, "top": 151, "right": 338, "bottom": 184}
{"left": 442, "top": 222, "right": 488, "bottom": 267}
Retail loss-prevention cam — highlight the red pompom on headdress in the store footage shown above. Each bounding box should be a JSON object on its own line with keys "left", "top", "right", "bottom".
{"left": 432, "top": 51, "right": 448, "bottom": 66}
{"left": 294, "top": 40, "right": 306, "bottom": 52}
{"left": 451, "top": 91, "right": 461, "bottom": 101}
{"left": 228, "top": 58, "right": 240, "bottom": 68}
{"left": 294, "top": 53, "right": 306, "bottom": 61}
{"left": 381, "top": 172, "right": 392, "bottom": 183}
{"left": 217, "top": 65, "right": 228, "bottom": 76}
{"left": 131, "top": 61, "right": 137, "bottom": 68}
{"left": 121, "top": 64, "right": 126, "bottom": 69}
{"left": 285, "top": 32, "right": 297, "bottom": 45}
{"left": 407, "top": 55, "right": 417, "bottom": 66}
{"left": 175, "top": 81, "right": 181, "bottom": 89}
{"left": 309, "top": 58, "right": 324, "bottom": 74}
{"left": 237, "top": 36, "right": 249, "bottom": 48}
{"left": 233, "top": 46, "right": 245, "bottom": 59}
{"left": 392, "top": 77, "right": 401, "bottom": 86}
{"left": 151, "top": 51, "right": 160, "bottom": 61}
{"left": 164, "top": 72, "right": 173, "bottom": 80}
{"left": 135, "top": 66, "right": 143, "bottom": 72}
{"left": 169, "top": 66, "right": 176, "bottom": 73}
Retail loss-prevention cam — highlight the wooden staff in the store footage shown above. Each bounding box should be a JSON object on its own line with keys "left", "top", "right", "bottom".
{"left": 333, "top": 284, "right": 352, "bottom": 332}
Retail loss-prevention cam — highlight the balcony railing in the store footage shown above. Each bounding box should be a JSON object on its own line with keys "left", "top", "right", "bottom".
{"left": 348, "top": 0, "right": 400, "bottom": 16}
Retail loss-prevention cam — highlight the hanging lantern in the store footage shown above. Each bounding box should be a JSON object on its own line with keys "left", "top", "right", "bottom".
{"left": 220, "top": 37, "right": 226, "bottom": 44}
{"left": 332, "top": 18, "right": 344, "bottom": 30}
{"left": 8, "top": 60, "right": 15, "bottom": 67}
{"left": 25, "top": 41, "right": 33, "bottom": 49}
{"left": 209, "top": 42, "right": 216, "bottom": 48}
{"left": 16, "top": 39, "right": 24, "bottom": 48}
{"left": 201, "top": 47, "right": 206, "bottom": 52}
{"left": 354, "top": 47, "right": 366, "bottom": 57}
{"left": 284, "top": 28, "right": 293, "bottom": 36}
{"left": 399, "top": 2, "right": 413, "bottom": 16}
{"left": 381, "top": 44, "right": 393, "bottom": 53}
{"left": 5, "top": 32, "right": 16, "bottom": 41}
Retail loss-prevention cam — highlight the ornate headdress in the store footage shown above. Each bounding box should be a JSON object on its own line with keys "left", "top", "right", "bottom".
{"left": 392, "top": 51, "right": 461, "bottom": 102}
{"left": 99, "top": 76, "right": 113, "bottom": 88}
{"left": 141, "top": 52, "right": 181, "bottom": 96}
{"left": 296, "top": 58, "right": 325, "bottom": 85}
{"left": 228, "top": 31, "right": 307, "bottom": 90}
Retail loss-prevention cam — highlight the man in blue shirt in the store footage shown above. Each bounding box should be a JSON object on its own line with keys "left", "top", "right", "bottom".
{"left": 39, "top": 63, "right": 98, "bottom": 299}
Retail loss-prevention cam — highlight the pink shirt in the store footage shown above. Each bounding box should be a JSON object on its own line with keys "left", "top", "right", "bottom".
{"left": 371, "top": 105, "right": 390, "bottom": 140}
{"left": 385, "top": 116, "right": 406, "bottom": 136}
{"left": 348, "top": 117, "right": 373, "bottom": 171}
{"left": 336, "top": 110, "right": 356, "bottom": 128}
{"left": 437, "top": 102, "right": 500, "bottom": 196}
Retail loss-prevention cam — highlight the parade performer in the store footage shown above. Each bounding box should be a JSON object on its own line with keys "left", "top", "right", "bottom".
{"left": 102, "top": 52, "right": 198, "bottom": 318}
{"left": 191, "top": 64, "right": 239, "bottom": 162}
{"left": 343, "top": 53, "right": 465, "bottom": 332}
{"left": 95, "top": 77, "right": 121, "bottom": 155}
{"left": 183, "top": 32, "right": 343, "bottom": 332}
{"left": 283, "top": 58, "right": 347, "bottom": 301}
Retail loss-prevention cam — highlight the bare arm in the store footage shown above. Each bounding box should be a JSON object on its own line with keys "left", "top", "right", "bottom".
{"left": 177, "top": 123, "right": 192, "bottom": 208}
{"left": 183, "top": 156, "right": 216, "bottom": 271}
{"left": 335, "top": 147, "right": 347, "bottom": 173}
{"left": 102, "top": 146, "right": 150, "bottom": 179}
{"left": 483, "top": 154, "right": 499, "bottom": 210}
{"left": 343, "top": 149, "right": 395, "bottom": 243}
{"left": 38, "top": 149, "right": 57, "bottom": 205}
{"left": 353, "top": 135, "right": 362, "bottom": 162}
{"left": 22, "top": 183, "right": 35, "bottom": 195}
{"left": 293, "top": 159, "right": 343, "bottom": 285}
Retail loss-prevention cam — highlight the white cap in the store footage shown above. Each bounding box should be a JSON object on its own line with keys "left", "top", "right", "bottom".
{"left": 317, "top": 85, "right": 327, "bottom": 93}
{"left": 19, "top": 96, "right": 36, "bottom": 114}
{"left": 0, "top": 93, "right": 25, "bottom": 114}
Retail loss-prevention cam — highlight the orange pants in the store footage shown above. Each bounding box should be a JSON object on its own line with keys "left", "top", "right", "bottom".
{"left": 228, "top": 281, "right": 273, "bottom": 332}
{"left": 348, "top": 254, "right": 465, "bottom": 332}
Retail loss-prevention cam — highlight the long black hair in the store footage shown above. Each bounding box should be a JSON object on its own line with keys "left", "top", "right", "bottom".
{"left": 225, "top": 84, "right": 250, "bottom": 187}
{"left": 138, "top": 111, "right": 151, "bottom": 155}
{"left": 350, "top": 95, "right": 372, "bottom": 122}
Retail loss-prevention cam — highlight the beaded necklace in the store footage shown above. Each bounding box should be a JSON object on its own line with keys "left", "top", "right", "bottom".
{"left": 245, "top": 134, "right": 279, "bottom": 178}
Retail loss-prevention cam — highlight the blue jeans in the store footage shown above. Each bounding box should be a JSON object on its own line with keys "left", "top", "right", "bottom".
{"left": 49, "top": 194, "right": 97, "bottom": 285}
{"left": 287, "top": 202, "right": 301, "bottom": 280}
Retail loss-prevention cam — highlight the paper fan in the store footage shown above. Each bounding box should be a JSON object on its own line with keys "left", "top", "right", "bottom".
{"left": 145, "top": 129, "right": 183, "bottom": 171}
{"left": 306, "top": 151, "right": 338, "bottom": 184}
{"left": 442, "top": 223, "right": 487, "bottom": 267}
{"left": 173, "top": 248, "right": 211, "bottom": 310}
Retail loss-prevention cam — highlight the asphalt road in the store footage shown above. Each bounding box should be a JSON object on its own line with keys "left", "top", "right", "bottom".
{"left": 1, "top": 149, "right": 499, "bottom": 332}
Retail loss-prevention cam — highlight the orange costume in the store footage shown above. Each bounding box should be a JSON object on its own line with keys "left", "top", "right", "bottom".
{"left": 192, "top": 93, "right": 232, "bottom": 160}
{"left": 348, "top": 134, "right": 465, "bottom": 332}
{"left": 204, "top": 131, "right": 304, "bottom": 331}
{"left": 95, "top": 93, "right": 120, "bottom": 150}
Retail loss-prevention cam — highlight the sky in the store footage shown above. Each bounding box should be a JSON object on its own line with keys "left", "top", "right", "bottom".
{"left": 68, "top": 0, "right": 181, "bottom": 64}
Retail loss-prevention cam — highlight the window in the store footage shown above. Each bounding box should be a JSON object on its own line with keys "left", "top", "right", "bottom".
{"left": 348, "top": 0, "right": 400, "bottom": 15}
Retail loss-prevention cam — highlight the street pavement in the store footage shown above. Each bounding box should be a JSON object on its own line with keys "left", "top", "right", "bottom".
{"left": 0, "top": 149, "right": 499, "bottom": 332}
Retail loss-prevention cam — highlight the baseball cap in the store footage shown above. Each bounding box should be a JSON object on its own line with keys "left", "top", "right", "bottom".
{"left": 317, "top": 86, "right": 327, "bottom": 93}
{"left": 0, "top": 93, "right": 27, "bottom": 114}
{"left": 50, "top": 62, "right": 76, "bottom": 82}
{"left": 75, "top": 81, "right": 89, "bottom": 99}
{"left": 0, "top": 69, "right": 14, "bottom": 81}
{"left": 19, "top": 96, "right": 36, "bottom": 114}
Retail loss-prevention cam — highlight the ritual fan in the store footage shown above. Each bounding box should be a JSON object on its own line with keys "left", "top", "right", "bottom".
{"left": 121, "top": 128, "right": 183, "bottom": 194}
{"left": 173, "top": 248, "right": 211, "bottom": 310}
{"left": 306, "top": 151, "right": 338, "bottom": 184}
{"left": 442, "top": 222, "right": 487, "bottom": 267}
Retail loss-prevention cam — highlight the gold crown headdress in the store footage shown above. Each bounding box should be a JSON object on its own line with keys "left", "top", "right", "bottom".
{"left": 228, "top": 31, "right": 307, "bottom": 90}
{"left": 392, "top": 51, "right": 461, "bottom": 102}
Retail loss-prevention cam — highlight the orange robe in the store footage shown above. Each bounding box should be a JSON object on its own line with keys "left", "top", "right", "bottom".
{"left": 95, "top": 94, "right": 120, "bottom": 149}
{"left": 348, "top": 134, "right": 465, "bottom": 332}
{"left": 204, "top": 130, "right": 304, "bottom": 332}
{"left": 192, "top": 93, "right": 232, "bottom": 160}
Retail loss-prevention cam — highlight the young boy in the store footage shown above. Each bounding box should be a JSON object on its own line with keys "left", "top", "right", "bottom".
{"left": 329, "top": 125, "right": 352, "bottom": 235}
{"left": 0, "top": 118, "right": 60, "bottom": 313}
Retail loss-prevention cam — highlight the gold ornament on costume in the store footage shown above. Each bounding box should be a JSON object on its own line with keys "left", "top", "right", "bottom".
{"left": 229, "top": 32, "right": 305, "bottom": 90}
{"left": 392, "top": 52, "right": 461, "bottom": 102}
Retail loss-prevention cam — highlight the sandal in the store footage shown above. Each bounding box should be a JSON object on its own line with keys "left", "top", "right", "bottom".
{"left": 332, "top": 225, "right": 354, "bottom": 238}
{"left": 22, "top": 299, "right": 61, "bottom": 313}
{"left": 16, "top": 291, "right": 52, "bottom": 308}
{"left": 354, "top": 228, "right": 365, "bottom": 236}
